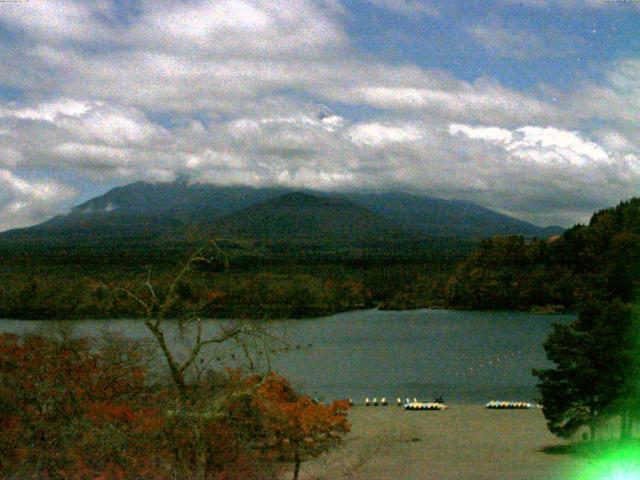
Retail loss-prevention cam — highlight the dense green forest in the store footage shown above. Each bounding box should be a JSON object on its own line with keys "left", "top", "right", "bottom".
{"left": 446, "top": 198, "right": 640, "bottom": 312}
{"left": 529, "top": 200, "right": 640, "bottom": 442}
{"left": 1, "top": 197, "right": 639, "bottom": 320}
{"left": 0, "top": 238, "right": 472, "bottom": 319}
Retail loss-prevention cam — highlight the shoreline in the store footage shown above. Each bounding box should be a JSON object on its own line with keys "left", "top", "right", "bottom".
{"left": 297, "top": 405, "right": 586, "bottom": 480}
{"left": 0, "top": 306, "right": 575, "bottom": 322}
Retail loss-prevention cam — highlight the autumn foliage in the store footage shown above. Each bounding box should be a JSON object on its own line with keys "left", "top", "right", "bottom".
{"left": 250, "top": 373, "right": 351, "bottom": 480}
{"left": 0, "top": 332, "right": 168, "bottom": 479}
{"left": 0, "top": 333, "right": 350, "bottom": 479}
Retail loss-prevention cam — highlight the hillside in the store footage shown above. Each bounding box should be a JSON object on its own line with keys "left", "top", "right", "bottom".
{"left": 344, "top": 192, "right": 564, "bottom": 238}
{"left": 73, "top": 179, "right": 288, "bottom": 219}
{"left": 209, "top": 192, "right": 408, "bottom": 242}
{"left": 445, "top": 197, "right": 640, "bottom": 311}
{"left": 0, "top": 211, "right": 186, "bottom": 245}
{"left": 0, "top": 180, "right": 563, "bottom": 245}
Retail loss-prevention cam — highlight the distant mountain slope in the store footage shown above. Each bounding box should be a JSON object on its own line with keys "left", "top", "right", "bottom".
{"left": 344, "top": 192, "right": 563, "bottom": 238}
{"left": 0, "top": 211, "right": 186, "bottom": 244}
{"left": 74, "top": 179, "right": 288, "bottom": 220}
{"left": 0, "top": 179, "right": 564, "bottom": 244}
{"left": 209, "top": 192, "right": 407, "bottom": 242}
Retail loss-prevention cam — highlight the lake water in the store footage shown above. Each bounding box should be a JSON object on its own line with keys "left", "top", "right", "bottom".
{"left": 0, "top": 309, "right": 573, "bottom": 404}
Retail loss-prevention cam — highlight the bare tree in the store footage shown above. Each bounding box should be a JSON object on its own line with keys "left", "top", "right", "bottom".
{"left": 117, "top": 245, "right": 273, "bottom": 402}
{"left": 116, "top": 245, "right": 287, "bottom": 480}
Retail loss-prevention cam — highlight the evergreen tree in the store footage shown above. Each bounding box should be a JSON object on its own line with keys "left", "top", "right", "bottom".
{"left": 533, "top": 300, "right": 634, "bottom": 440}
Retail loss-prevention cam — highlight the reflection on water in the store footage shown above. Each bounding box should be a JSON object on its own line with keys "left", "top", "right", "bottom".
{"left": 0, "top": 309, "right": 573, "bottom": 404}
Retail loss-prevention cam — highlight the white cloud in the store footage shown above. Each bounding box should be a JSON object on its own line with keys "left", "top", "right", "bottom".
{"left": 624, "top": 154, "right": 640, "bottom": 175}
{"left": 54, "top": 143, "right": 130, "bottom": 162}
{"left": 320, "top": 115, "right": 345, "bottom": 132}
{"left": 347, "top": 123, "right": 423, "bottom": 147}
{"left": 352, "top": 87, "right": 431, "bottom": 108}
{"left": 449, "top": 124, "right": 513, "bottom": 144}
{"left": 508, "top": 127, "right": 611, "bottom": 167}
{"left": 0, "top": 0, "right": 561, "bottom": 123}
{"left": 4, "top": 99, "right": 90, "bottom": 122}
{"left": 596, "top": 131, "right": 633, "bottom": 151}
{"left": 185, "top": 149, "right": 246, "bottom": 170}
{"left": 133, "top": 0, "right": 347, "bottom": 56}
{"left": 0, "top": 169, "right": 77, "bottom": 231}
{"left": 0, "top": 1, "right": 107, "bottom": 42}
{"left": 0, "top": 1, "right": 638, "bottom": 229}
{"left": 275, "top": 168, "right": 356, "bottom": 190}
{"left": 571, "top": 59, "right": 640, "bottom": 128}
{"left": 56, "top": 104, "right": 163, "bottom": 145}
{"left": 451, "top": 123, "right": 613, "bottom": 167}
{"left": 445, "top": 124, "right": 640, "bottom": 225}
{"left": 338, "top": 79, "right": 558, "bottom": 124}
{"left": 0, "top": 1, "right": 350, "bottom": 113}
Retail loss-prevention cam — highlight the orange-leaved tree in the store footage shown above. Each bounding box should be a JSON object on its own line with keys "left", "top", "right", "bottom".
{"left": 245, "top": 372, "right": 350, "bottom": 480}
{"left": 0, "top": 331, "right": 169, "bottom": 479}
{"left": 0, "top": 331, "right": 282, "bottom": 480}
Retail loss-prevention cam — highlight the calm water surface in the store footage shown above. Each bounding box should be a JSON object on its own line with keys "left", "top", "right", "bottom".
{"left": 0, "top": 309, "right": 572, "bottom": 404}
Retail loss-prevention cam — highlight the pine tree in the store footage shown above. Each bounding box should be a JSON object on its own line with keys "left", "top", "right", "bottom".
{"left": 533, "top": 300, "right": 637, "bottom": 440}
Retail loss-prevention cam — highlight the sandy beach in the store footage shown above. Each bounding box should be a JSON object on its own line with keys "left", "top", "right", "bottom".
{"left": 297, "top": 405, "right": 587, "bottom": 480}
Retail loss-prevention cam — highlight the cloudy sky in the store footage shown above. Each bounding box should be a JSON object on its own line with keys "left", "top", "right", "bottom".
{"left": 0, "top": 0, "right": 639, "bottom": 231}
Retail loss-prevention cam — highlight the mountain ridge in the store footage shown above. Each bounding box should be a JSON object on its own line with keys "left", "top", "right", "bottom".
{"left": 208, "top": 191, "right": 408, "bottom": 242}
{"left": 0, "top": 180, "right": 564, "bottom": 243}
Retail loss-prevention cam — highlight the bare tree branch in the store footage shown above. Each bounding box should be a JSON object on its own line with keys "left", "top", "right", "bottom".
{"left": 117, "top": 287, "right": 151, "bottom": 316}
{"left": 117, "top": 244, "right": 272, "bottom": 405}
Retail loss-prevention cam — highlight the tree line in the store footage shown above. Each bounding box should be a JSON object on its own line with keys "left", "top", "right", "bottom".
{"left": 446, "top": 199, "right": 640, "bottom": 312}
{"left": 531, "top": 199, "right": 640, "bottom": 442}
{"left": 0, "top": 262, "right": 452, "bottom": 320}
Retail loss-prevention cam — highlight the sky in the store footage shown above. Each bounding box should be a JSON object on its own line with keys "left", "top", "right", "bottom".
{"left": 0, "top": 0, "right": 639, "bottom": 231}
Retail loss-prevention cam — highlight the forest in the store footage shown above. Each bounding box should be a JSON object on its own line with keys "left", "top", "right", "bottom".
{"left": 529, "top": 199, "right": 640, "bottom": 444}
{"left": 1, "top": 199, "right": 640, "bottom": 320}
{"left": 446, "top": 197, "right": 640, "bottom": 312}
{"left": 0, "top": 237, "right": 470, "bottom": 320}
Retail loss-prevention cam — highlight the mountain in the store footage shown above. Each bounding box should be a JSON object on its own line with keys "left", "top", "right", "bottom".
{"left": 0, "top": 180, "right": 564, "bottom": 244}
{"left": 72, "top": 179, "right": 288, "bottom": 220}
{"left": 343, "top": 192, "right": 564, "bottom": 238}
{"left": 209, "top": 192, "right": 407, "bottom": 242}
{"left": 0, "top": 210, "right": 187, "bottom": 244}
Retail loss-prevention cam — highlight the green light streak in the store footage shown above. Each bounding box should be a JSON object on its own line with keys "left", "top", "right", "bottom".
{"left": 576, "top": 445, "right": 640, "bottom": 480}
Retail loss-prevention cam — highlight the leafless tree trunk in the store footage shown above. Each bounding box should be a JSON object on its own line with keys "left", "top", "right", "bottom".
{"left": 118, "top": 245, "right": 282, "bottom": 480}
{"left": 118, "top": 246, "right": 246, "bottom": 403}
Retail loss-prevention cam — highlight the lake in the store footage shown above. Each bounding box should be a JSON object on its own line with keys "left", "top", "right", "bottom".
{"left": 0, "top": 309, "right": 572, "bottom": 404}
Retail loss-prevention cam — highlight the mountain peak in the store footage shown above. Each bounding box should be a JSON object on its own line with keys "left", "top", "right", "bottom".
{"left": 209, "top": 191, "right": 405, "bottom": 242}
{"left": 0, "top": 181, "right": 565, "bottom": 243}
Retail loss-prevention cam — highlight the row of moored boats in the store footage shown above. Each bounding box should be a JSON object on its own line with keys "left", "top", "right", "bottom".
{"left": 350, "top": 398, "right": 540, "bottom": 410}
